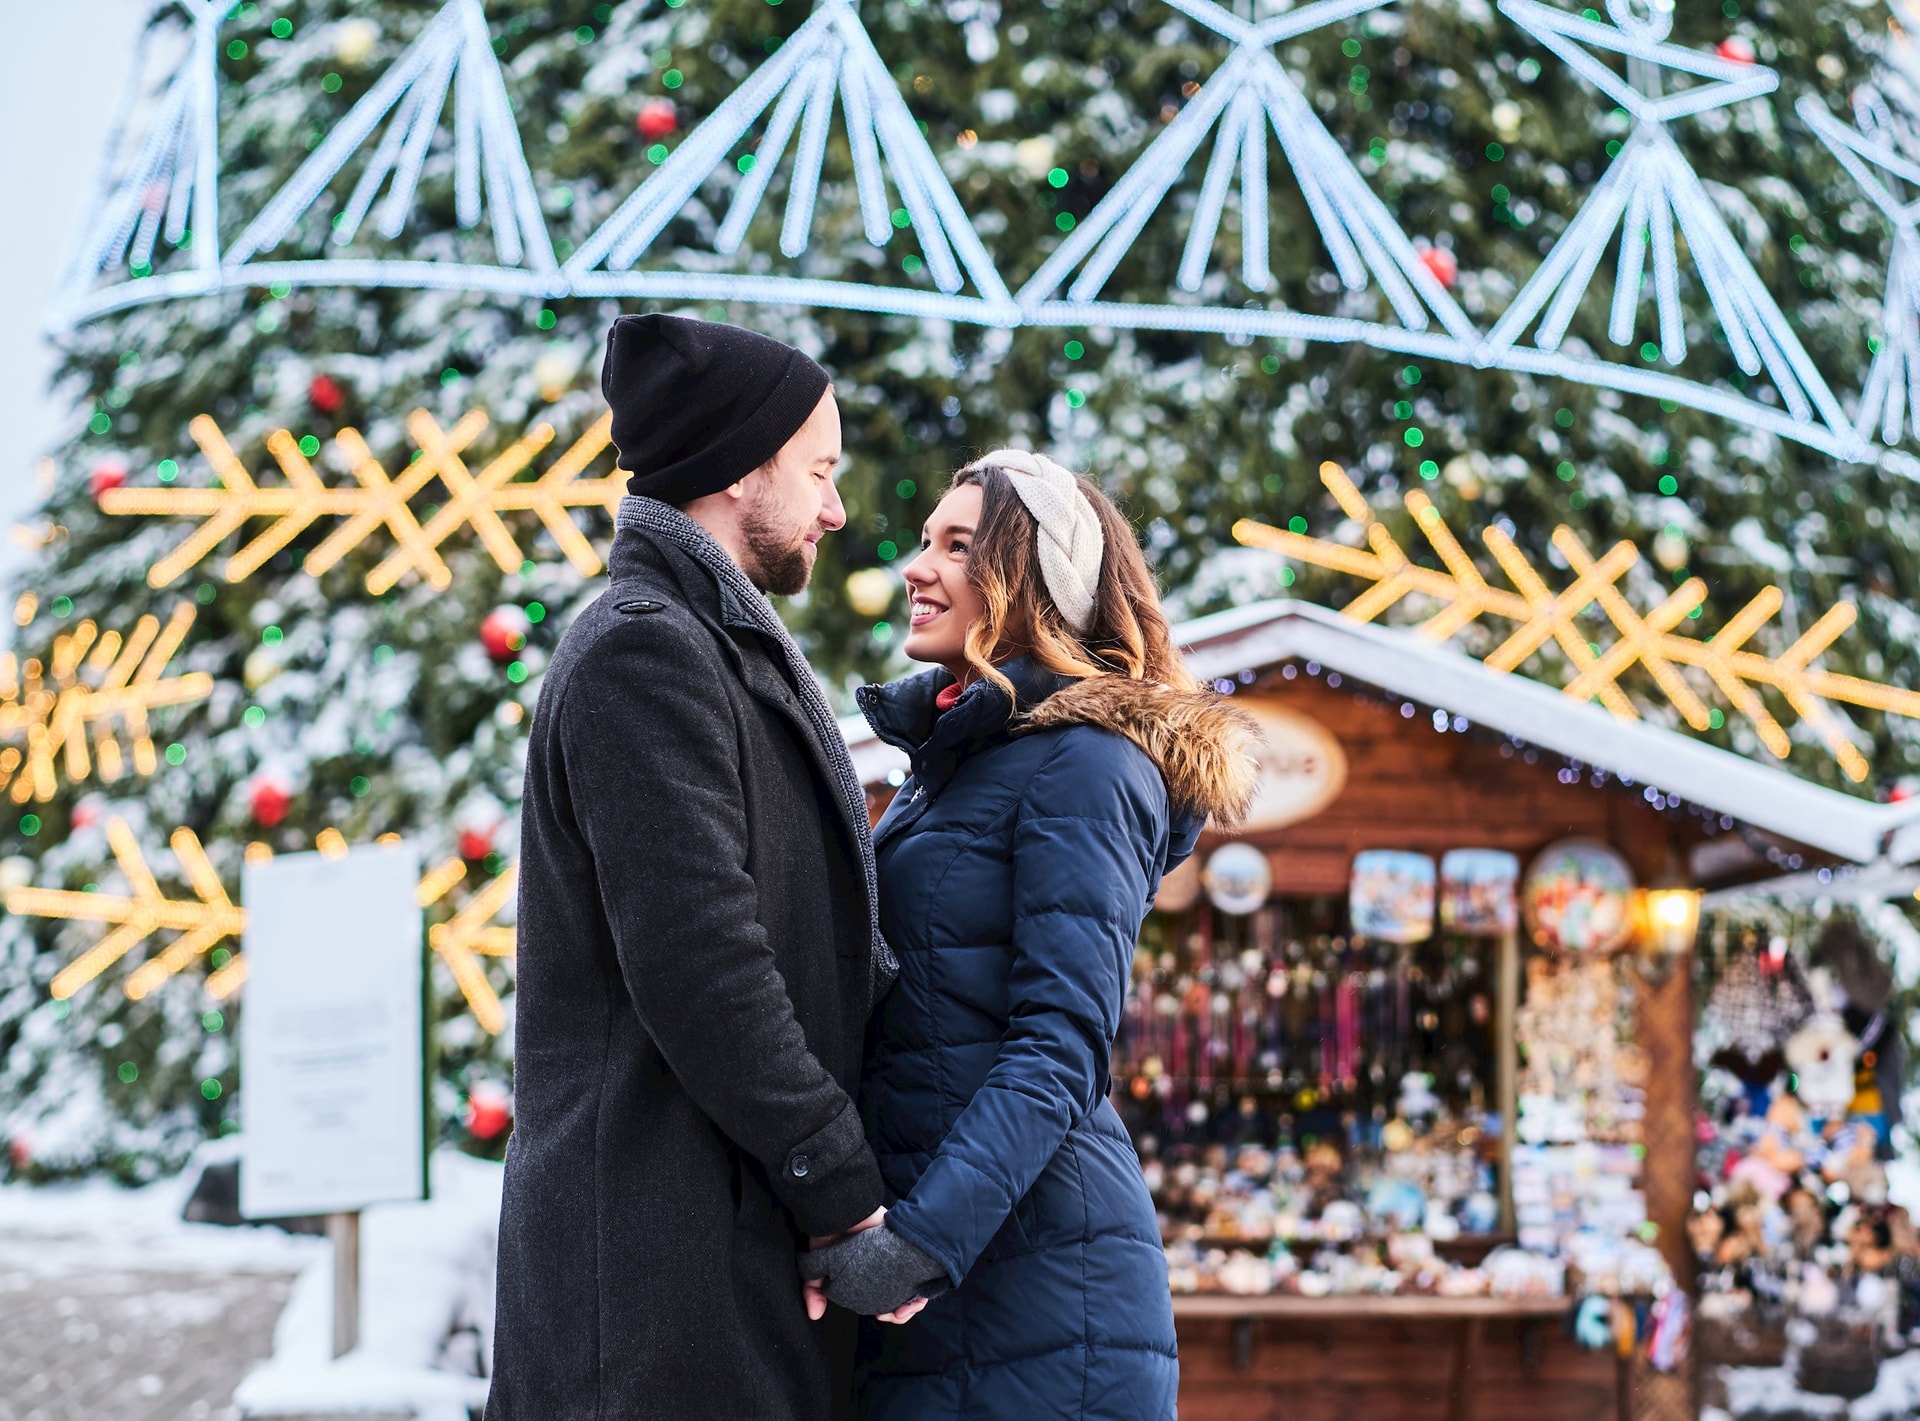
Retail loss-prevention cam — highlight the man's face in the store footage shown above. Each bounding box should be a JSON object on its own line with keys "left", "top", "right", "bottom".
{"left": 738, "top": 389, "right": 845, "bottom": 596}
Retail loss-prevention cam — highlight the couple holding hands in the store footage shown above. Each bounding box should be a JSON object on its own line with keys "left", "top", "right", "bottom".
{"left": 489, "top": 315, "right": 1256, "bottom": 1420}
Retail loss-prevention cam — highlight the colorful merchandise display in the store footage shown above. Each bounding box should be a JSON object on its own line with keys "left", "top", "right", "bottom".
{"left": 1690, "top": 921, "right": 1919, "bottom": 1400}
{"left": 1120, "top": 853, "right": 1675, "bottom": 1310}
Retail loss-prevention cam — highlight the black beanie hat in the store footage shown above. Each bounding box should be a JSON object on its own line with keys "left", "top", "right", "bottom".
{"left": 601, "top": 314, "right": 832, "bottom": 504}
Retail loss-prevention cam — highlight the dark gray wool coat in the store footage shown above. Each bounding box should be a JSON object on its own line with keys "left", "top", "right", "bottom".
{"left": 489, "top": 522, "right": 887, "bottom": 1421}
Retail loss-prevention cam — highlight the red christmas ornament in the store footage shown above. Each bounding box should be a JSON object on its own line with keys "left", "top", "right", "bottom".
{"left": 466, "top": 1082, "right": 513, "bottom": 1141}
{"left": 637, "top": 98, "right": 678, "bottom": 141}
{"left": 8, "top": 1136, "right": 29, "bottom": 1172}
{"left": 249, "top": 776, "right": 293, "bottom": 828}
{"left": 89, "top": 457, "right": 129, "bottom": 501}
{"left": 308, "top": 374, "right": 345, "bottom": 415}
{"left": 480, "top": 606, "right": 531, "bottom": 663}
{"left": 1716, "top": 36, "right": 1755, "bottom": 65}
{"left": 1418, "top": 246, "right": 1459, "bottom": 289}
{"left": 458, "top": 825, "right": 495, "bottom": 861}
{"left": 71, "top": 796, "right": 105, "bottom": 831}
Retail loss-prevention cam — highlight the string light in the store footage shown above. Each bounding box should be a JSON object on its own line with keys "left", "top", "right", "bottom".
{"left": 1235, "top": 461, "right": 1920, "bottom": 782}
{"left": 0, "top": 603, "right": 212, "bottom": 804}
{"left": 1799, "top": 87, "right": 1920, "bottom": 447}
{"left": 103, "top": 409, "right": 621, "bottom": 593}
{"left": 10, "top": 820, "right": 517, "bottom": 1029}
{"left": 46, "top": 0, "right": 1905, "bottom": 467}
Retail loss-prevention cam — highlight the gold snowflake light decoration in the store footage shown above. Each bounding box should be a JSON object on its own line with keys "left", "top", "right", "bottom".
{"left": 9, "top": 819, "right": 517, "bottom": 1030}
{"left": 103, "top": 409, "right": 622, "bottom": 593}
{"left": 1234, "top": 461, "right": 1920, "bottom": 783}
{"left": 0, "top": 601, "right": 212, "bottom": 804}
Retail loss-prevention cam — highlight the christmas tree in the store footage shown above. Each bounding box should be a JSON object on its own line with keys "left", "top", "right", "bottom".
{"left": 3, "top": 0, "right": 1915, "bottom": 1181}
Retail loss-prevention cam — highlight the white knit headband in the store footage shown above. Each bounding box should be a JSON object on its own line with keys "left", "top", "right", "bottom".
{"left": 970, "top": 448, "right": 1105, "bottom": 633}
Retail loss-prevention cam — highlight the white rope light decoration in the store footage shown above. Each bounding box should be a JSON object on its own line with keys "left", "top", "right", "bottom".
{"left": 53, "top": 0, "right": 1920, "bottom": 473}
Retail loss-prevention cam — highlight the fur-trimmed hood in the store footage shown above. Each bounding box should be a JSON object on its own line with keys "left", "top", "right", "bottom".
{"left": 858, "top": 660, "right": 1261, "bottom": 828}
{"left": 1019, "top": 675, "right": 1261, "bottom": 828}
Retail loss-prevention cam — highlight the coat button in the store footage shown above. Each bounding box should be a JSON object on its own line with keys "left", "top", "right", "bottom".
{"left": 790, "top": 1154, "right": 811, "bottom": 1178}
{"left": 616, "top": 598, "right": 665, "bottom": 614}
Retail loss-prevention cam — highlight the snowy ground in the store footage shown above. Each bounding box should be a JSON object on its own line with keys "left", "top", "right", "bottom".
{"left": 0, "top": 1142, "right": 319, "bottom": 1421}
{"left": 1707, "top": 1349, "right": 1920, "bottom": 1420}
{"left": 0, "top": 1143, "right": 500, "bottom": 1421}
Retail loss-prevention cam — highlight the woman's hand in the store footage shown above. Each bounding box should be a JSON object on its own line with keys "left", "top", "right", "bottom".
{"left": 877, "top": 1297, "right": 929, "bottom": 1324}
{"left": 800, "top": 1220, "right": 948, "bottom": 1320}
{"left": 804, "top": 1207, "right": 885, "bottom": 1320}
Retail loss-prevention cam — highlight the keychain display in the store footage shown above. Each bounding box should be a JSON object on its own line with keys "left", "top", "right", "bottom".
{"left": 1122, "top": 891, "right": 1508, "bottom": 1295}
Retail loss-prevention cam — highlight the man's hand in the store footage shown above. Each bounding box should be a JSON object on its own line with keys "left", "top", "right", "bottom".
{"left": 803, "top": 1207, "right": 885, "bottom": 1320}
{"left": 876, "top": 1296, "right": 929, "bottom": 1325}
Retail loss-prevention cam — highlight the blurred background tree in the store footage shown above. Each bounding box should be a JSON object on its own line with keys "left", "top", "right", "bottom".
{"left": 3, "top": 0, "right": 1915, "bottom": 1179}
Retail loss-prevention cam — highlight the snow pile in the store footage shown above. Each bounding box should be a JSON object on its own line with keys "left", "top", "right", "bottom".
{"left": 234, "top": 1148, "right": 500, "bottom": 1421}
{"left": 0, "top": 1134, "right": 321, "bottom": 1281}
{"left": 1711, "top": 1349, "right": 1920, "bottom": 1419}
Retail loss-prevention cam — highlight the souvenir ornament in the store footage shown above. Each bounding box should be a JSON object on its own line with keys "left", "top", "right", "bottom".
{"left": 1348, "top": 850, "right": 1436, "bottom": 944}
{"left": 1203, "top": 842, "right": 1270, "bottom": 916}
{"left": 1440, "top": 848, "right": 1519, "bottom": 935}
{"left": 1785, "top": 1000, "right": 1861, "bottom": 1120}
{"left": 1522, "top": 838, "right": 1635, "bottom": 954}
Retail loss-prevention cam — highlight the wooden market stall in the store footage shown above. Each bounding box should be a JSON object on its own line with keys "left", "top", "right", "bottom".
{"left": 845, "top": 598, "right": 1913, "bottom": 1421}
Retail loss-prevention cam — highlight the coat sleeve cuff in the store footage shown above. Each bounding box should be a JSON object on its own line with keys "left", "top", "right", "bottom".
{"left": 772, "top": 1099, "right": 885, "bottom": 1238}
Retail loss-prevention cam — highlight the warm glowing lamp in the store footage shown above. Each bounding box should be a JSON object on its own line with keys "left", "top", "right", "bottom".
{"left": 1639, "top": 879, "right": 1702, "bottom": 961}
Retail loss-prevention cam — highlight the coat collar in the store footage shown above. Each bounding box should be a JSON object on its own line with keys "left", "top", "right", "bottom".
{"left": 607, "top": 520, "right": 866, "bottom": 854}
{"left": 857, "top": 657, "right": 1071, "bottom": 793}
{"left": 607, "top": 519, "right": 763, "bottom": 631}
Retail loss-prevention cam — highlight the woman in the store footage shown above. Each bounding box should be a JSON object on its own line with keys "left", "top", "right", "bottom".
{"left": 802, "top": 450, "right": 1257, "bottom": 1417}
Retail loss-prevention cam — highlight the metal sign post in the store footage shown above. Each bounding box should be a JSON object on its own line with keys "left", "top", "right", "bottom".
{"left": 328, "top": 1210, "right": 362, "bottom": 1357}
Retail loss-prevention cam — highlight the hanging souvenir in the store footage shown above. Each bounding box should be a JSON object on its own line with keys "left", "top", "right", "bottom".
{"left": 1203, "top": 842, "right": 1271, "bottom": 916}
{"left": 1521, "top": 838, "right": 1635, "bottom": 954}
{"left": 1785, "top": 974, "right": 1861, "bottom": 1121}
{"left": 1348, "top": 850, "right": 1436, "bottom": 944}
{"left": 1704, "top": 946, "right": 1811, "bottom": 1080}
{"left": 1439, "top": 848, "right": 1520, "bottom": 934}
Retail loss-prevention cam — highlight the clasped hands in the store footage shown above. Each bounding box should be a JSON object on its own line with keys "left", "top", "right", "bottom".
{"left": 802, "top": 1207, "right": 946, "bottom": 1324}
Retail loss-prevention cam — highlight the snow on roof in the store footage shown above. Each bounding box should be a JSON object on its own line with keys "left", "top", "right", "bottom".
{"left": 840, "top": 599, "right": 1920, "bottom": 865}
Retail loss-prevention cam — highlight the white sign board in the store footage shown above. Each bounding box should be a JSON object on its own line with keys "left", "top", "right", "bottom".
{"left": 240, "top": 844, "right": 425, "bottom": 1219}
{"left": 1238, "top": 700, "right": 1349, "bottom": 831}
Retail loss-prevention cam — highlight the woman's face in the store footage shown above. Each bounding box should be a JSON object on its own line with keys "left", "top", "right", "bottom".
{"left": 901, "top": 483, "right": 987, "bottom": 676}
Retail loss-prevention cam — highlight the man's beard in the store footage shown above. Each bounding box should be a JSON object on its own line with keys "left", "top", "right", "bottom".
{"left": 738, "top": 490, "right": 814, "bottom": 596}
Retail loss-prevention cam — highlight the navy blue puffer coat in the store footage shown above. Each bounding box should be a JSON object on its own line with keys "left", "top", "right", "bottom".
{"left": 851, "top": 659, "right": 1256, "bottom": 1420}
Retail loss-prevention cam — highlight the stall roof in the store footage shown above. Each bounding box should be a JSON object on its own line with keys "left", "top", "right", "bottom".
{"left": 840, "top": 598, "right": 1920, "bottom": 866}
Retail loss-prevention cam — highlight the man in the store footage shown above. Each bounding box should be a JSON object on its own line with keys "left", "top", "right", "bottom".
{"left": 490, "top": 315, "right": 895, "bottom": 1419}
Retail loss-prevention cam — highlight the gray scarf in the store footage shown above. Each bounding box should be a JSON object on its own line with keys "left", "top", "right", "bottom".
{"left": 616, "top": 495, "right": 898, "bottom": 1001}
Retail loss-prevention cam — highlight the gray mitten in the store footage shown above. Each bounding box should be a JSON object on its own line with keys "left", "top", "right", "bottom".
{"left": 799, "top": 1225, "right": 950, "bottom": 1316}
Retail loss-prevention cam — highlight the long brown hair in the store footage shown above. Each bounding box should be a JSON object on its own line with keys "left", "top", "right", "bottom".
{"left": 948, "top": 457, "right": 1194, "bottom": 701}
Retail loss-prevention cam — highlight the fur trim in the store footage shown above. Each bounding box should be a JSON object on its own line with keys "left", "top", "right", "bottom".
{"left": 1020, "top": 676, "right": 1262, "bottom": 827}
